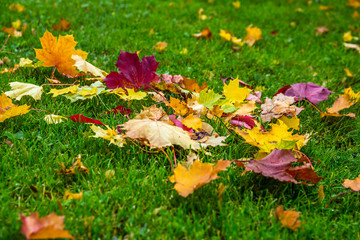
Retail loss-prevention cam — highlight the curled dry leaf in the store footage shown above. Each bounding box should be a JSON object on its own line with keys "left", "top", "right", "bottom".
{"left": 58, "top": 155, "right": 89, "bottom": 175}
{"left": 122, "top": 118, "right": 199, "bottom": 149}
{"left": 20, "top": 212, "right": 74, "bottom": 239}
{"left": 275, "top": 205, "right": 301, "bottom": 231}
{"left": 342, "top": 174, "right": 360, "bottom": 191}
{"left": 169, "top": 160, "right": 231, "bottom": 197}
{"left": 0, "top": 93, "right": 30, "bottom": 123}
{"left": 5, "top": 82, "right": 43, "bottom": 101}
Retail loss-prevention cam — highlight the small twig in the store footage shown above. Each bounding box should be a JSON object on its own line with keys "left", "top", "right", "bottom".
{"left": 160, "top": 148, "right": 174, "bottom": 171}
{"left": 325, "top": 190, "right": 355, "bottom": 208}
{"left": 0, "top": 34, "right": 10, "bottom": 53}
{"left": 293, "top": 150, "right": 314, "bottom": 169}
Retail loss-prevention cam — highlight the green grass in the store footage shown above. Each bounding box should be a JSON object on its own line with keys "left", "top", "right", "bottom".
{"left": 1, "top": 0, "right": 360, "bottom": 239}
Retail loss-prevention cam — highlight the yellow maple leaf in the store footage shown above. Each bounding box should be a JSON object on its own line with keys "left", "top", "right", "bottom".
{"left": 44, "top": 114, "right": 68, "bottom": 124}
{"left": 219, "top": 29, "right": 232, "bottom": 41}
{"left": 0, "top": 93, "right": 30, "bottom": 123}
{"left": 48, "top": 85, "right": 78, "bottom": 97}
{"left": 169, "top": 160, "right": 231, "bottom": 197}
{"left": 244, "top": 26, "right": 262, "bottom": 47}
{"left": 90, "top": 124, "right": 125, "bottom": 147}
{"left": 182, "top": 114, "right": 203, "bottom": 131}
{"left": 63, "top": 190, "right": 83, "bottom": 201}
{"left": 169, "top": 96, "right": 190, "bottom": 116}
{"left": 35, "top": 30, "right": 88, "bottom": 76}
{"left": 223, "top": 79, "right": 250, "bottom": 103}
{"left": 113, "top": 88, "right": 147, "bottom": 101}
{"left": 343, "top": 31, "right": 353, "bottom": 42}
{"left": 232, "top": 1, "right": 241, "bottom": 9}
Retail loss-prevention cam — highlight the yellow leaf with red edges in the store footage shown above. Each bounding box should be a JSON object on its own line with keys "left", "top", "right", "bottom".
{"left": 35, "top": 30, "right": 88, "bottom": 76}
{"left": 0, "top": 93, "right": 30, "bottom": 123}
{"left": 169, "top": 160, "right": 231, "bottom": 197}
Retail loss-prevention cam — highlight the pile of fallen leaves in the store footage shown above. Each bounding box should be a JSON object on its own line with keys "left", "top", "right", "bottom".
{"left": 1, "top": 2, "right": 360, "bottom": 237}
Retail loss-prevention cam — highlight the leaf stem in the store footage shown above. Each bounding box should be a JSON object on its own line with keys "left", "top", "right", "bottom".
{"left": 0, "top": 34, "right": 10, "bottom": 53}
{"left": 293, "top": 150, "right": 314, "bottom": 169}
{"left": 325, "top": 190, "right": 355, "bottom": 208}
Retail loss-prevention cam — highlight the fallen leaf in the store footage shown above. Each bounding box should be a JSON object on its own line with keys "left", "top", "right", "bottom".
{"left": 68, "top": 114, "right": 105, "bottom": 125}
{"left": 229, "top": 116, "right": 256, "bottom": 129}
{"left": 44, "top": 114, "right": 68, "bottom": 124}
{"left": 244, "top": 26, "right": 262, "bottom": 47}
{"left": 232, "top": 1, "right": 240, "bottom": 8}
{"left": 5, "top": 82, "right": 43, "bottom": 101}
{"left": 72, "top": 55, "right": 107, "bottom": 78}
{"left": 219, "top": 29, "right": 232, "bottom": 41}
{"left": 58, "top": 154, "right": 89, "bottom": 175}
{"left": 169, "top": 160, "right": 231, "bottom": 197}
{"left": 243, "top": 149, "right": 322, "bottom": 184}
{"left": 0, "top": 93, "right": 30, "bottom": 123}
{"left": 223, "top": 79, "right": 251, "bottom": 103}
{"left": 64, "top": 190, "right": 83, "bottom": 200}
{"left": 180, "top": 77, "right": 208, "bottom": 93}
{"left": 182, "top": 114, "right": 202, "bottom": 131}
{"left": 315, "top": 26, "right": 328, "bottom": 35}
{"left": 20, "top": 212, "right": 74, "bottom": 239}
{"left": 324, "top": 87, "right": 359, "bottom": 116}
{"left": 35, "top": 30, "right": 88, "bottom": 76}
{"left": 52, "top": 19, "right": 71, "bottom": 31}
{"left": 343, "top": 31, "right": 354, "bottom": 42}
{"left": 48, "top": 85, "right": 78, "bottom": 97}
{"left": 2, "top": 26, "right": 23, "bottom": 37}
{"left": 348, "top": 0, "right": 360, "bottom": 8}
{"left": 90, "top": 124, "right": 125, "bottom": 147}
{"left": 344, "top": 42, "right": 360, "bottom": 53}
{"left": 275, "top": 205, "right": 301, "bottom": 231}
{"left": 169, "top": 96, "right": 191, "bottom": 116}
{"left": 198, "top": 8, "right": 207, "bottom": 20}
{"left": 154, "top": 41, "right": 168, "bottom": 51}
{"left": 319, "top": 5, "right": 334, "bottom": 10}
{"left": 344, "top": 68, "right": 354, "bottom": 77}
{"left": 122, "top": 118, "right": 199, "bottom": 149}
{"left": 9, "top": 3, "right": 25, "bottom": 12}
{"left": 193, "top": 27, "right": 212, "bottom": 39}
{"left": 105, "top": 169, "right": 115, "bottom": 179}
{"left": 113, "top": 88, "right": 147, "bottom": 101}
{"left": 342, "top": 174, "right": 360, "bottom": 191}
{"left": 284, "top": 82, "right": 333, "bottom": 104}
{"left": 105, "top": 51, "right": 159, "bottom": 89}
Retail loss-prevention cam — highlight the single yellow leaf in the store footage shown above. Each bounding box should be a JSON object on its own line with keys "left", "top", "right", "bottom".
{"left": 64, "top": 190, "right": 83, "bottom": 200}
{"left": 169, "top": 160, "right": 231, "bottom": 197}
{"left": 48, "top": 85, "right": 78, "bottom": 97}
{"left": 169, "top": 96, "right": 190, "bottom": 116}
{"left": 0, "top": 93, "right": 30, "bottom": 123}
{"left": 90, "top": 124, "right": 125, "bottom": 147}
{"left": 44, "top": 114, "right": 68, "bottom": 124}
{"left": 344, "top": 68, "right": 354, "bottom": 77}
{"left": 78, "top": 87, "right": 98, "bottom": 97}
{"left": 72, "top": 55, "right": 107, "bottom": 78}
{"left": 244, "top": 26, "right": 262, "bottom": 47}
{"left": 343, "top": 31, "right": 353, "bottom": 42}
{"left": 219, "top": 29, "right": 232, "bottom": 41}
{"left": 223, "top": 79, "right": 250, "bottom": 103}
{"left": 232, "top": 1, "right": 241, "bottom": 8}
{"left": 182, "top": 114, "right": 202, "bottom": 131}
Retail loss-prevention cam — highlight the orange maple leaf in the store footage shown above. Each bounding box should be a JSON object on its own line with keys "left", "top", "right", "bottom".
{"left": 0, "top": 93, "right": 30, "bottom": 123}
{"left": 169, "top": 160, "right": 231, "bottom": 197}
{"left": 275, "top": 205, "right": 301, "bottom": 231}
{"left": 52, "top": 19, "right": 71, "bottom": 31}
{"left": 35, "top": 30, "right": 88, "bottom": 77}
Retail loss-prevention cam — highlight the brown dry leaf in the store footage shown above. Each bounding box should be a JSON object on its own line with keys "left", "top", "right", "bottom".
{"left": 122, "top": 118, "right": 199, "bottom": 149}
{"left": 182, "top": 114, "right": 202, "bottom": 131}
{"left": 181, "top": 77, "right": 208, "bottom": 93}
{"left": 58, "top": 154, "right": 89, "bottom": 175}
{"left": 2, "top": 26, "right": 23, "bottom": 37}
{"left": 0, "top": 93, "right": 30, "bottom": 123}
{"left": 135, "top": 105, "right": 168, "bottom": 120}
{"left": 169, "top": 160, "right": 231, "bottom": 197}
{"left": 322, "top": 87, "right": 359, "bottom": 117}
{"left": 154, "top": 41, "right": 168, "bottom": 51}
{"left": 168, "top": 96, "right": 190, "bottom": 116}
{"left": 20, "top": 212, "right": 74, "bottom": 239}
{"left": 193, "top": 27, "right": 212, "bottom": 39}
{"left": 35, "top": 30, "right": 88, "bottom": 77}
{"left": 64, "top": 190, "right": 83, "bottom": 200}
{"left": 260, "top": 94, "right": 304, "bottom": 122}
{"left": 52, "top": 19, "right": 71, "bottom": 31}
{"left": 342, "top": 174, "right": 360, "bottom": 191}
{"left": 275, "top": 205, "right": 301, "bottom": 231}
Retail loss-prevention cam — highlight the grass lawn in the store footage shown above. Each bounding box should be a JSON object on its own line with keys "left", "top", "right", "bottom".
{"left": 1, "top": 0, "right": 360, "bottom": 239}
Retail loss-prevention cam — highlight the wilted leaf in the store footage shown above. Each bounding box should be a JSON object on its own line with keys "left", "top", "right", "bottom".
{"left": 20, "top": 212, "right": 74, "bottom": 239}
{"left": 169, "top": 160, "right": 231, "bottom": 197}
{"left": 0, "top": 93, "right": 30, "bottom": 123}
{"left": 5, "top": 82, "right": 43, "bottom": 101}
{"left": 35, "top": 30, "right": 88, "bottom": 76}
{"left": 342, "top": 174, "right": 360, "bottom": 191}
{"left": 105, "top": 51, "right": 159, "bottom": 89}
{"left": 58, "top": 155, "right": 89, "bottom": 175}
{"left": 122, "top": 118, "right": 199, "bottom": 149}
{"left": 275, "top": 205, "right": 301, "bottom": 231}
{"left": 90, "top": 124, "right": 125, "bottom": 147}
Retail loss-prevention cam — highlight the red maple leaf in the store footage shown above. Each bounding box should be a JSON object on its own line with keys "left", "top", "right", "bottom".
{"left": 105, "top": 51, "right": 160, "bottom": 90}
